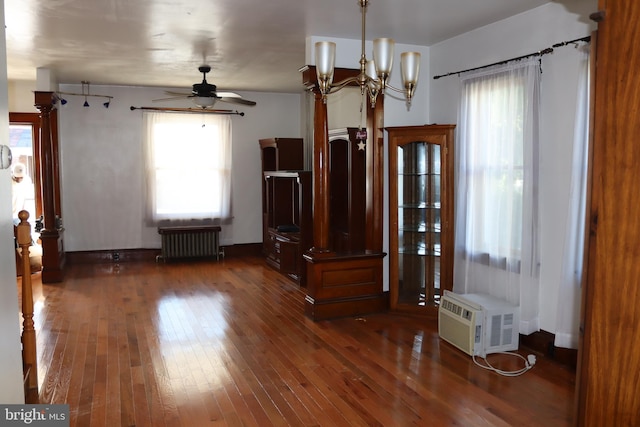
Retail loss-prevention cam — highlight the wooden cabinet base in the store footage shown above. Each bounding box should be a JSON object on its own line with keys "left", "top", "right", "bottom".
{"left": 303, "top": 251, "right": 387, "bottom": 320}
{"left": 40, "top": 229, "right": 65, "bottom": 283}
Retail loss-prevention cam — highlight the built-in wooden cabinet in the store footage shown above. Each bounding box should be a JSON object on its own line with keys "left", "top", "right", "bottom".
{"left": 328, "top": 128, "right": 366, "bottom": 253}
{"left": 386, "top": 125, "right": 455, "bottom": 315}
{"left": 259, "top": 138, "right": 311, "bottom": 285}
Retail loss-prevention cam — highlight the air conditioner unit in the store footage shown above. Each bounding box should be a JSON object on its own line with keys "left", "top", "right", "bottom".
{"left": 438, "top": 290, "right": 519, "bottom": 358}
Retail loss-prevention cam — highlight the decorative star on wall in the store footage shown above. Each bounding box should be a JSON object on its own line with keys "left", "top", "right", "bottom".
{"left": 357, "top": 140, "right": 366, "bottom": 151}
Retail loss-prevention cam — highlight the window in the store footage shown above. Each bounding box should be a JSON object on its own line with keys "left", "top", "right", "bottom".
{"left": 143, "top": 112, "right": 232, "bottom": 223}
{"left": 456, "top": 59, "right": 540, "bottom": 272}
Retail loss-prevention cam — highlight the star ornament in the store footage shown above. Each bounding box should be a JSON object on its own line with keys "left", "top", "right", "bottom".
{"left": 357, "top": 140, "right": 366, "bottom": 151}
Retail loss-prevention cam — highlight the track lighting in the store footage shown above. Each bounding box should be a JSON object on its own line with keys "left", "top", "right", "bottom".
{"left": 56, "top": 80, "right": 114, "bottom": 108}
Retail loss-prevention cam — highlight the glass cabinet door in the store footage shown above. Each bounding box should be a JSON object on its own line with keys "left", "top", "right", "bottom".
{"left": 397, "top": 141, "right": 442, "bottom": 306}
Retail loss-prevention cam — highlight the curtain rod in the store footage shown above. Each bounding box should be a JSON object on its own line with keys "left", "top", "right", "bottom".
{"left": 129, "top": 106, "right": 245, "bottom": 116}
{"left": 433, "top": 35, "right": 591, "bottom": 80}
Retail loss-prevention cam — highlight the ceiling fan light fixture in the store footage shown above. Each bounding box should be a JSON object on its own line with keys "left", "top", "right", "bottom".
{"left": 193, "top": 96, "right": 216, "bottom": 108}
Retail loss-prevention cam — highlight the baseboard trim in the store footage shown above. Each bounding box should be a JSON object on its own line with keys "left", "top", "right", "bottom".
{"left": 66, "top": 243, "right": 263, "bottom": 265}
{"left": 66, "top": 249, "right": 159, "bottom": 264}
{"left": 520, "top": 330, "right": 577, "bottom": 370}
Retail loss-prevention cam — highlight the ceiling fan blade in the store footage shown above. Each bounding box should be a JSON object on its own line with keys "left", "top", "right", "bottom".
{"left": 218, "top": 97, "right": 257, "bottom": 106}
{"left": 216, "top": 92, "right": 242, "bottom": 98}
{"left": 164, "top": 90, "right": 192, "bottom": 96}
{"left": 152, "top": 95, "right": 191, "bottom": 102}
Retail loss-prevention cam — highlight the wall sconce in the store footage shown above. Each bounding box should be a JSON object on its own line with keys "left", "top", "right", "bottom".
{"left": 57, "top": 81, "right": 113, "bottom": 108}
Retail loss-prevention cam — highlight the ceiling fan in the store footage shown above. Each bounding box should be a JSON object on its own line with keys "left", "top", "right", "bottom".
{"left": 153, "top": 65, "right": 256, "bottom": 108}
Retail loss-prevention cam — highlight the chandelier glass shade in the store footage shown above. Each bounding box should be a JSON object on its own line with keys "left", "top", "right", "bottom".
{"left": 314, "top": 0, "right": 420, "bottom": 107}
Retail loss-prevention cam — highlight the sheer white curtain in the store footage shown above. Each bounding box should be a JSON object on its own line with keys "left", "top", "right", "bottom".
{"left": 143, "top": 112, "right": 232, "bottom": 223}
{"left": 554, "top": 46, "right": 590, "bottom": 349}
{"left": 454, "top": 58, "right": 541, "bottom": 334}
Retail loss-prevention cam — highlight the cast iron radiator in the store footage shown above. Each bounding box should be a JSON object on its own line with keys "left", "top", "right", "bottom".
{"left": 157, "top": 225, "right": 222, "bottom": 262}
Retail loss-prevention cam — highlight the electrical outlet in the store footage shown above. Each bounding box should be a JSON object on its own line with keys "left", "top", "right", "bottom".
{"left": 112, "top": 252, "right": 120, "bottom": 262}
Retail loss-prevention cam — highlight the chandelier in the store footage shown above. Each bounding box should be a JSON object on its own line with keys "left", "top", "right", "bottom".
{"left": 314, "top": 0, "right": 421, "bottom": 108}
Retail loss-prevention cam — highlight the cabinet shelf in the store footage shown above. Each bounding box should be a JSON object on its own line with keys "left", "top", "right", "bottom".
{"left": 398, "top": 202, "right": 441, "bottom": 209}
{"left": 399, "top": 247, "right": 442, "bottom": 257}
{"left": 399, "top": 224, "right": 441, "bottom": 233}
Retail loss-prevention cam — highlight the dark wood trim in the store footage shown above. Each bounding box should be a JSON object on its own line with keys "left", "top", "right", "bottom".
{"left": 221, "top": 243, "right": 262, "bottom": 258}
{"left": 519, "top": 331, "right": 578, "bottom": 370}
{"left": 66, "top": 249, "right": 160, "bottom": 265}
{"left": 66, "top": 243, "right": 263, "bottom": 265}
{"left": 9, "top": 112, "right": 43, "bottom": 219}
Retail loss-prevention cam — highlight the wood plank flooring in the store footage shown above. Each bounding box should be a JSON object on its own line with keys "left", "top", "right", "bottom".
{"left": 22, "top": 255, "right": 575, "bottom": 426}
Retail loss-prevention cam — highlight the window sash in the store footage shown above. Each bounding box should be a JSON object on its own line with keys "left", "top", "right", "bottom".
{"left": 143, "top": 112, "right": 232, "bottom": 223}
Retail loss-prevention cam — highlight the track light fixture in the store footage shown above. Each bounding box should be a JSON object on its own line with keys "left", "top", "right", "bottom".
{"left": 56, "top": 80, "right": 113, "bottom": 108}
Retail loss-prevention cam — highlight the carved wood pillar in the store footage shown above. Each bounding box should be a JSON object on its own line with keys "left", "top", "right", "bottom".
{"left": 366, "top": 95, "right": 385, "bottom": 252}
{"left": 300, "top": 66, "right": 387, "bottom": 320}
{"left": 34, "top": 91, "right": 65, "bottom": 283}
{"left": 310, "top": 89, "right": 331, "bottom": 253}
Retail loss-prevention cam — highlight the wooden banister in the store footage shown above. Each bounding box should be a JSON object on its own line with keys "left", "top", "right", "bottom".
{"left": 17, "top": 210, "right": 38, "bottom": 402}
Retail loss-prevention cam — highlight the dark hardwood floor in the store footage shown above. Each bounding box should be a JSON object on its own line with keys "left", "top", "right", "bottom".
{"left": 21, "top": 255, "right": 575, "bottom": 426}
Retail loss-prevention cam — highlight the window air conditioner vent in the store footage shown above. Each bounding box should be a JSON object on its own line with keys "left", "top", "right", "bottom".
{"left": 439, "top": 291, "right": 519, "bottom": 358}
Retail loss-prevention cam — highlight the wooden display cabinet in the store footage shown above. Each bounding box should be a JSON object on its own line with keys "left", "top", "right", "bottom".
{"left": 386, "top": 125, "right": 455, "bottom": 316}
{"left": 259, "top": 138, "right": 311, "bottom": 285}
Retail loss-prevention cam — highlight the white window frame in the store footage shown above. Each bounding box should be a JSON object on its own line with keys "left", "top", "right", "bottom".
{"left": 143, "top": 112, "right": 232, "bottom": 223}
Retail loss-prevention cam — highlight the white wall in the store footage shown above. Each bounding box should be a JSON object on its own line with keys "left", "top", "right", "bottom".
{"left": 0, "top": 0, "right": 29, "bottom": 403}
{"left": 56, "top": 84, "right": 302, "bottom": 251}
{"left": 8, "top": 80, "right": 38, "bottom": 113}
{"left": 429, "top": 0, "right": 597, "bottom": 334}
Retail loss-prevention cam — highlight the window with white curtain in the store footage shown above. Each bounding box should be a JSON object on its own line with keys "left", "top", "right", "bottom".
{"left": 143, "top": 112, "right": 232, "bottom": 223}
{"left": 456, "top": 59, "right": 540, "bottom": 274}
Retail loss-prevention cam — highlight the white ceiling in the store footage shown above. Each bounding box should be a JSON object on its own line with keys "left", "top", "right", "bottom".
{"left": 4, "top": 0, "right": 552, "bottom": 94}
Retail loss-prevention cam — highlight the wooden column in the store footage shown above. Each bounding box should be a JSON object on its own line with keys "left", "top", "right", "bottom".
{"left": 309, "top": 89, "right": 331, "bottom": 253}
{"left": 366, "top": 94, "right": 385, "bottom": 252}
{"left": 300, "top": 66, "right": 387, "bottom": 320}
{"left": 34, "top": 91, "right": 65, "bottom": 283}
{"left": 575, "top": 2, "right": 640, "bottom": 423}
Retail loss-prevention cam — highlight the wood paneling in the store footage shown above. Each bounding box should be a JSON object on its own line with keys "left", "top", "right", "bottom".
{"left": 576, "top": 2, "right": 640, "bottom": 424}
{"left": 20, "top": 256, "right": 575, "bottom": 426}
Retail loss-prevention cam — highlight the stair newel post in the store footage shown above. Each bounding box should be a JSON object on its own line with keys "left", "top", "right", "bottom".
{"left": 17, "top": 210, "right": 38, "bottom": 399}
